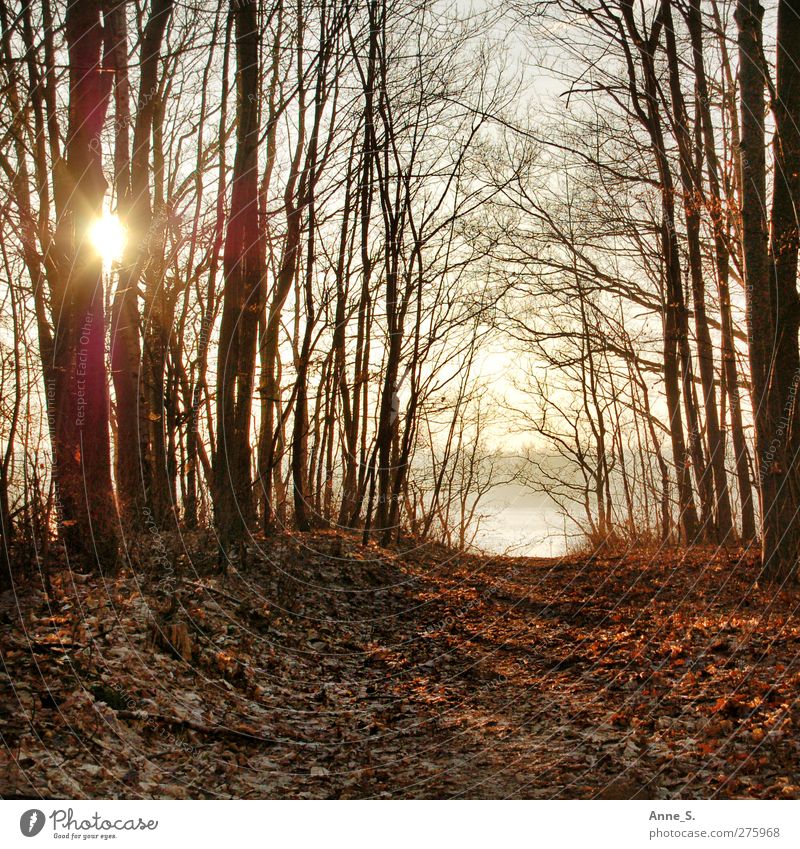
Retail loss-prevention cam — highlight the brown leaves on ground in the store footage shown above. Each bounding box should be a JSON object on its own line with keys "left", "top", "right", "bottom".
{"left": 1, "top": 534, "right": 799, "bottom": 799}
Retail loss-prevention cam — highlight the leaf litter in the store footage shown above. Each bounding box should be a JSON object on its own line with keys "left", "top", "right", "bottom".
{"left": 1, "top": 532, "right": 799, "bottom": 799}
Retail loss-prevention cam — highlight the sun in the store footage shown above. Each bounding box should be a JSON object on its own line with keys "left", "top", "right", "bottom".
{"left": 89, "top": 211, "right": 126, "bottom": 271}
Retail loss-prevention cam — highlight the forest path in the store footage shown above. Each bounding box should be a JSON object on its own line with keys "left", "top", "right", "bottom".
{"left": 389, "top": 547, "right": 800, "bottom": 799}
{"left": 1, "top": 535, "right": 799, "bottom": 798}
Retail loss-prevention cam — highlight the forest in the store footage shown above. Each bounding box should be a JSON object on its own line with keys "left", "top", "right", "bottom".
{"left": 1, "top": 0, "right": 800, "bottom": 800}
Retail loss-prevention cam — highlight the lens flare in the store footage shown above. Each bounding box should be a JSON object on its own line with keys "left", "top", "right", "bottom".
{"left": 89, "top": 211, "right": 126, "bottom": 270}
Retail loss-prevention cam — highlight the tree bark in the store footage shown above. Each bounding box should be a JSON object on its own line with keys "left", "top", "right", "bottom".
{"left": 214, "top": 0, "right": 263, "bottom": 560}
{"left": 736, "top": 0, "right": 790, "bottom": 577}
{"left": 664, "top": 0, "right": 733, "bottom": 542}
{"left": 687, "top": 0, "right": 755, "bottom": 541}
{"left": 765, "top": 0, "right": 800, "bottom": 578}
{"left": 109, "top": 0, "right": 173, "bottom": 525}
{"left": 52, "top": 0, "right": 118, "bottom": 568}
{"left": 620, "top": 0, "right": 700, "bottom": 543}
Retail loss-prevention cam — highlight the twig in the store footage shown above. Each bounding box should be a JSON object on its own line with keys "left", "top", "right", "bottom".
{"left": 115, "top": 710, "right": 274, "bottom": 744}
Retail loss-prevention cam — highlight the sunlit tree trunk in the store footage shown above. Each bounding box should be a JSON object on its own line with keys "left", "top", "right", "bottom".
{"left": 738, "top": 0, "right": 800, "bottom": 581}
{"left": 186, "top": 3, "right": 231, "bottom": 528}
{"left": 258, "top": 1, "right": 306, "bottom": 535}
{"left": 663, "top": 0, "right": 732, "bottom": 543}
{"left": 620, "top": 0, "right": 699, "bottom": 544}
{"left": 109, "top": 0, "right": 173, "bottom": 525}
{"left": 686, "top": 0, "right": 755, "bottom": 541}
{"left": 51, "top": 0, "right": 118, "bottom": 567}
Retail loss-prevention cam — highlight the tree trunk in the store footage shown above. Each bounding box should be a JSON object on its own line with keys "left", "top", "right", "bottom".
{"left": 686, "top": 0, "right": 755, "bottom": 541}
{"left": 110, "top": 0, "right": 173, "bottom": 525}
{"left": 736, "top": 0, "right": 791, "bottom": 578}
{"left": 620, "top": 0, "right": 700, "bottom": 543}
{"left": 765, "top": 0, "right": 800, "bottom": 578}
{"left": 664, "top": 0, "right": 732, "bottom": 542}
{"left": 214, "top": 0, "right": 263, "bottom": 561}
{"left": 52, "top": 0, "right": 118, "bottom": 568}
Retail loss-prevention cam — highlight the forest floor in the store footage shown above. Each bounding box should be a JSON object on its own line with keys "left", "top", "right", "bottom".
{"left": 1, "top": 531, "right": 800, "bottom": 799}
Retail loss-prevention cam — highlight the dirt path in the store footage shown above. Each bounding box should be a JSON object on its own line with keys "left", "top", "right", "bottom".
{"left": 2, "top": 534, "right": 799, "bottom": 798}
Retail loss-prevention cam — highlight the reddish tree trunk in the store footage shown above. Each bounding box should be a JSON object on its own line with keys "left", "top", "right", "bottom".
{"left": 52, "top": 0, "right": 117, "bottom": 568}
